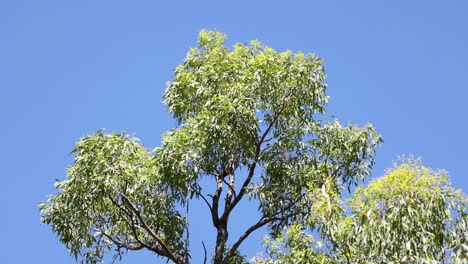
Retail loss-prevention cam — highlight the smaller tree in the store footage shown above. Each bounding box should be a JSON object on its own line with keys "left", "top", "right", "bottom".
{"left": 263, "top": 159, "right": 468, "bottom": 263}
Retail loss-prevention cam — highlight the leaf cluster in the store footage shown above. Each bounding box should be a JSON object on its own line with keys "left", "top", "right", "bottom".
{"left": 40, "top": 132, "right": 185, "bottom": 263}
{"left": 263, "top": 159, "right": 468, "bottom": 263}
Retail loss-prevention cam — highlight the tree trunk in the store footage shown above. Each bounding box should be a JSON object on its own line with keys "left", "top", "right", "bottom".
{"left": 213, "top": 221, "right": 228, "bottom": 264}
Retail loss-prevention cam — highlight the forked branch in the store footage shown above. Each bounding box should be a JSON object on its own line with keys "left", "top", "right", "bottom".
{"left": 120, "top": 194, "right": 185, "bottom": 264}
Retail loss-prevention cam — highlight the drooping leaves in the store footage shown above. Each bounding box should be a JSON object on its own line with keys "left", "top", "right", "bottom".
{"left": 39, "top": 132, "right": 185, "bottom": 263}
{"left": 263, "top": 159, "right": 468, "bottom": 263}
{"left": 161, "top": 30, "right": 381, "bottom": 233}
{"left": 339, "top": 160, "right": 468, "bottom": 263}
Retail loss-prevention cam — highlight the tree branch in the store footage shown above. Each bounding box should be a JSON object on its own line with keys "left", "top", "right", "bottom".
{"left": 269, "top": 192, "right": 306, "bottom": 218}
{"left": 184, "top": 191, "right": 190, "bottom": 264}
{"left": 202, "top": 241, "right": 208, "bottom": 264}
{"left": 331, "top": 164, "right": 344, "bottom": 180}
{"left": 101, "top": 231, "right": 145, "bottom": 251}
{"left": 108, "top": 195, "right": 133, "bottom": 219}
{"left": 211, "top": 170, "right": 226, "bottom": 227}
{"left": 221, "top": 107, "right": 283, "bottom": 222}
{"left": 223, "top": 171, "right": 236, "bottom": 218}
{"left": 107, "top": 195, "right": 165, "bottom": 256}
{"left": 120, "top": 194, "right": 185, "bottom": 264}
{"left": 222, "top": 185, "right": 305, "bottom": 263}
{"left": 192, "top": 187, "right": 213, "bottom": 212}
{"left": 219, "top": 91, "right": 292, "bottom": 263}
{"left": 222, "top": 175, "right": 237, "bottom": 201}
{"left": 222, "top": 215, "right": 289, "bottom": 264}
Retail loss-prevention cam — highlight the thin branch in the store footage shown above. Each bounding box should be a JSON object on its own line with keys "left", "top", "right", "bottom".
{"left": 108, "top": 195, "right": 153, "bottom": 248}
{"left": 107, "top": 192, "right": 171, "bottom": 258}
{"left": 202, "top": 241, "right": 207, "bottom": 264}
{"left": 223, "top": 185, "right": 305, "bottom": 263}
{"left": 221, "top": 90, "right": 295, "bottom": 263}
{"left": 110, "top": 196, "right": 165, "bottom": 256}
{"left": 101, "top": 231, "right": 145, "bottom": 251}
{"left": 189, "top": 182, "right": 213, "bottom": 212}
{"left": 127, "top": 217, "right": 161, "bottom": 255}
{"left": 185, "top": 190, "right": 190, "bottom": 264}
{"left": 221, "top": 106, "right": 285, "bottom": 222}
{"left": 331, "top": 164, "right": 344, "bottom": 180}
{"left": 223, "top": 214, "right": 291, "bottom": 264}
{"left": 222, "top": 176, "right": 237, "bottom": 201}
{"left": 198, "top": 191, "right": 213, "bottom": 211}
{"left": 120, "top": 194, "right": 184, "bottom": 264}
{"left": 269, "top": 192, "right": 306, "bottom": 218}
{"left": 108, "top": 195, "right": 133, "bottom": 219}
{"left": 223, "top": 171, "right": 236, "bottom": 219}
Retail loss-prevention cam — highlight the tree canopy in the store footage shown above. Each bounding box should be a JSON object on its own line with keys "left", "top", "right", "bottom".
{"left": 263, "top": 159, "right": 467, "bottom": 263}
{"left": 40, "top": 30, "right": 466, "bottom": 264}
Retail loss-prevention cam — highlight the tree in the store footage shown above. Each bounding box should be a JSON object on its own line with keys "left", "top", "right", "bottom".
{"left": 40, "top": 30, "right": 383, "bottom": 264}
{"left": 262, "top": 158, "right": 468, "bottom": 263}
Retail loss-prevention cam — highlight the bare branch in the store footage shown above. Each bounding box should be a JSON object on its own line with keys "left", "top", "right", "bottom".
{"left": 198, "top": 191, "right": 213, "bottom": 211}
{"left": 202, "top": 241, "right": 208, "bottom": 264}
{"left": 223, "top": 185, "right": 305, "bottom": 263}
{"left": 223, "top": 214, "right": 291, "bottom": 264}
{"left": 184, "top": 191, "right": 190, "bottom": 264}
{"left": 222, "top": 175, "right": 237, "bottom": 201}
{"left": 223, "top": 171, "right": 236, "bottom": 219}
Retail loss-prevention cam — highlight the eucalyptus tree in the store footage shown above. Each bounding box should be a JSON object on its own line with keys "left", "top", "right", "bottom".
{"left": 40, "top": 30, "right": 382, "bottom": 264}
{"left": 263, "top": 159, "right": 468, "bottom": 263}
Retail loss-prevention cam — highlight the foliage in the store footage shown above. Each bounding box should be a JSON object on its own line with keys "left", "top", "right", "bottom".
{"left": 39, "top": 132, "right": 186, "bottom": 263}
{"left": 261, "top": 223, "right": 333, "bottom": 264}
{"left": 40, "top": 30, "right": 382, "bottom": 264}
{"left": 263, "top": 159, "right": 468, "bottom": 263}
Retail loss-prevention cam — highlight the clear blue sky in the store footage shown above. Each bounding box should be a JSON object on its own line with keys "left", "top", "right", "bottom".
{"left": 1, "top": 1, "right": 467, "bottom": 263}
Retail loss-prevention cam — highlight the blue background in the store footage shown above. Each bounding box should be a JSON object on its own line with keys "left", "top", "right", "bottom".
{"left": 1, "top": 1, "right": 467, "bottom": 263}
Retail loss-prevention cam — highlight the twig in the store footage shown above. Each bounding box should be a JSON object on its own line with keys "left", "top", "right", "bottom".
{"left": 202, "top": 241, "right": 207, "bottom": 264}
